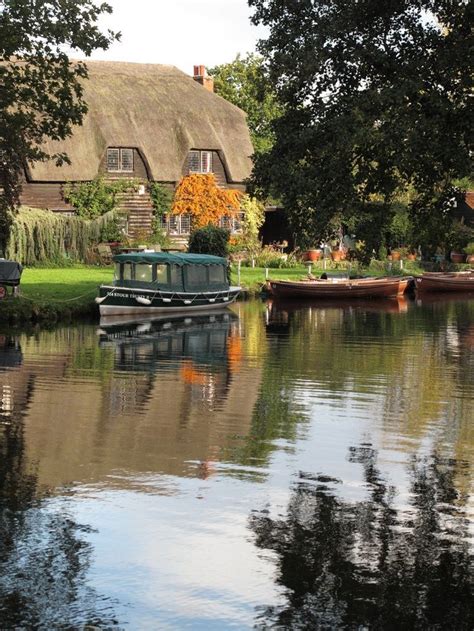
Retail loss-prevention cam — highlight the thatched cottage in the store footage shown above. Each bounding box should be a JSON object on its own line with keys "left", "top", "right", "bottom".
{"left": 20, "top": 61, "right": 254, "bottom": 237}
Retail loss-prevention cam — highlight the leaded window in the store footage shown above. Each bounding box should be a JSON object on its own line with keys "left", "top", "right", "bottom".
{"left": 188, "top": 150, "right": 213, "bottom": 173}
{"left": 107, "top": 148, "right": 134, "bottom": 172}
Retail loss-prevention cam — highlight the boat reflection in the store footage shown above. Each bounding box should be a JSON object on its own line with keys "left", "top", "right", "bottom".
{"left": 0, "top": 335, "right": 23, "bottom": 369}
{"left": 416, "top": 290, "right": 474, "bottom": 306}
{"left": 98, "top": 310, "right": 239, "bottom": 373}
{"left": 265, "top": 296, "right": 409, "bottom": 331}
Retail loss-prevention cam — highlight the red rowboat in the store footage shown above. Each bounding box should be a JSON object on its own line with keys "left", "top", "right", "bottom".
{"left": 415, "top": 272, "right": 474, "bottom": 293}
{"left": 268, "top": 276, "right": 412, "bottom": 299}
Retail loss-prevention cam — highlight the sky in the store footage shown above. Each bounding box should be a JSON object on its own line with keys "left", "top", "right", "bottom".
{"left": 80, "top": 0, "right": 268, "bottom": 74}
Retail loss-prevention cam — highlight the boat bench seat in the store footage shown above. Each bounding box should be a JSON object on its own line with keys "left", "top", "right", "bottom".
{"left": 320, "top": 272, "right": 350, "bottom": 280}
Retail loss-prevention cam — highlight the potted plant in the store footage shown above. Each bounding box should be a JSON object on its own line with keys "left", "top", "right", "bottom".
{"left": 305, "top": 248, "right": 322, "bottom": 262}
{"left": 330, "top": 249, "right": 342, "bottom": 262}
{"left": 464, "top": 242, "right": 474, "bottom": 265}
{"left": 450, "top": 251, "right": 466, "bottom": 264}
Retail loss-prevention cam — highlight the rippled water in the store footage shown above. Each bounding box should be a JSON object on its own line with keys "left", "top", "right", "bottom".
{"left": 0, "top": 296, "right": 473, "bottom": 628}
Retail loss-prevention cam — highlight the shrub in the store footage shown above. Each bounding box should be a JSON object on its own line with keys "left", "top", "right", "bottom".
{"left": 464, "top": 242, "right": 474, "bottom": 255}
{"left": 252, "top": 245, "right": 298, "bottom": 268}
{"left": 64, "top": 177, "right": 138, "bottom": 219}
{"left": 188, "top": 224, "right": 230, "bottom": 258}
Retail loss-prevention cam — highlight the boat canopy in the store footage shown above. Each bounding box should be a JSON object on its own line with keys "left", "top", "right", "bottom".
{"left": 0, "top": 259, "right": 23, "bottom": 286}
{"left": 113, "top": 252, "right": 227, "bottom": 266}
{"left": 112, "top": 251, "right": 230, "bottom": 292}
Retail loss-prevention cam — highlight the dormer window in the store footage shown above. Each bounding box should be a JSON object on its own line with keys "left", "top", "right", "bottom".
{"left": 189, "top": 150, "right": 212, "bottom": 174}
{"left": 107, "top": 148, "right": 134, "bottom": 172}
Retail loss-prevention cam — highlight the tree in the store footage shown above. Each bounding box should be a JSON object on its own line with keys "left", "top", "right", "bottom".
{"left": 249, "top": 0, "right": 473, "bottom": 250}
{"left": 209, "top": 53, "right": 283, "bottom": 156}
{"left": 0, "top": 0, "right": 119, "bottom": 252}
{"left": 172, "top": 174, "right": 243, "bottom": 229}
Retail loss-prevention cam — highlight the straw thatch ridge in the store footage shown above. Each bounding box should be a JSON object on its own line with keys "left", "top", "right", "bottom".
{"left": 27, "top": 61, "right": 254, "bottom": 184}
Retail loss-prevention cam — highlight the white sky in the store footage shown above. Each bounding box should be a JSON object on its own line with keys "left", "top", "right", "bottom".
{"left": 78, "top": 0, "right": 268, "bottom": 74}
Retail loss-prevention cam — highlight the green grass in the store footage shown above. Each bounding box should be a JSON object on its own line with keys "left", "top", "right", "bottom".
{"left": 0, "top": 264, "right": 114, "bottom": 323}
{"left": 20, "top": 265, "right": 114, "bottom": 304}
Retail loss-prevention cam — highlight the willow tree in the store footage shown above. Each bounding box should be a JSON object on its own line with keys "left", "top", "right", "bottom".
{"left": 249, "top": 0, "right": 473, "bottom": 250}
{"left": 0, "top": 0, "right": 119, "bottom": 252}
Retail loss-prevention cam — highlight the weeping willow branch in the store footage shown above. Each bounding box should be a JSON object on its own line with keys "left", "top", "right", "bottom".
{"left": 6, "top": 206, "right": 118, "bottom": 265}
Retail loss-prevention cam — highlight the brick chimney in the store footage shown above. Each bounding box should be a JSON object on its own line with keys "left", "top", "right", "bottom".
{"left": 193, "top": 65, "right": 214, "bottom": 92}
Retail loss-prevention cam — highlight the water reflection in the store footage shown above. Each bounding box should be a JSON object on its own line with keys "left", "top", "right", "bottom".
{"left": 0, "top": 337, "right": 118, "bottom": 627}
{"left": 250, "top": 445, "right": 473, "bottom": 629}
{"left": 0, "top": 296, "right": 472, "bottom": 627}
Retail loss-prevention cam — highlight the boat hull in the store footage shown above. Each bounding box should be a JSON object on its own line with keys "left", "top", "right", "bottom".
{"left": 415, "top": 273, "right": 474, "bottom": 293}
{"left": 268, "top": 277, "right": 412, "bottom": 299}
{"left": 97, "top": 284, "right": 241, "bottom": 316}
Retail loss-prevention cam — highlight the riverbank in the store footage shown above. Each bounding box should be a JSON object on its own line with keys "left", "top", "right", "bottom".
{"left": 0, "top": 260, "right": 440, "bottom": 323}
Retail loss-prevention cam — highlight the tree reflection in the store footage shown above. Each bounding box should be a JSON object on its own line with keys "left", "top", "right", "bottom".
{"left": 250, "top": 446, "right": 473, "bottom": 629}
{"left": 0, "top": 341, "right": 118, "bottom": 627}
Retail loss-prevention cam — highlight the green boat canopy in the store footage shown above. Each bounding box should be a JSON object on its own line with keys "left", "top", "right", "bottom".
{"left": 113, "top": 252, "right": 227, "bottom": 266}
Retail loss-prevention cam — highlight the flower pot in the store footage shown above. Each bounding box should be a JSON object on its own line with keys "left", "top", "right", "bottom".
{"left": 466, "top": 254, "right": 474, "bottom": 265}
{"left": 407, "top": 253, "right": 417, "bottom": 261}
{"left": 390, "top": 251, "right": 401, "bottom": 261}
{"left": 331, "top": 250, "right": 344, "bottom": 262}
{"left": 450, "top": 252, "right": 465, "bottom": 264}
{"left": 305, "top": 249, "right": 321, "bottom": 262}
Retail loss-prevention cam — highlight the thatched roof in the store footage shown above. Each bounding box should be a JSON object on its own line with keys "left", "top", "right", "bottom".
{"left": 28, "top": 61, "right": 253, "bottom": 183}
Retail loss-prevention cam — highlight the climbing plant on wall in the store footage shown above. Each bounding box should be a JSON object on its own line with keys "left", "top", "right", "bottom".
{"left": 63, "top": 177, "right": 138, "bottom": 219}
{"left": 172, "top": 174, "right": 242, "bottom": 229}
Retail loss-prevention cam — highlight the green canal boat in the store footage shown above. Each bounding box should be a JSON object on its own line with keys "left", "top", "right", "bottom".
{"left": 96, "top": 252, "right": 240, "bottom": 316}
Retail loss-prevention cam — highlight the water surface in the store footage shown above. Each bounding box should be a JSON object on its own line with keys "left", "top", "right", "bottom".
{"left": 0, "top": 296, "right": 473, "bottom": 628}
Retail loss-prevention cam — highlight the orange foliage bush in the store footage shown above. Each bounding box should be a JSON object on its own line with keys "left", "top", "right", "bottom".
{"left": 172, "top": 174, "right": 243, "bottom": 228}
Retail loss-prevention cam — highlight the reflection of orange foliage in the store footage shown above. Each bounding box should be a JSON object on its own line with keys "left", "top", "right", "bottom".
{"left": 228, "top": 335, "right": 242, "bottom": 372}
{"left": 172, "top": 174, "right": 243, "bottom": 228}
{"left": 180, "top": 360, "right": 208, "bottom": 385}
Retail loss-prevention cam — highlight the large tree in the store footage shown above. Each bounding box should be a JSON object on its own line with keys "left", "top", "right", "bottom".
{"left": 209, "top": 53, "right": 283, "bottom": 156}
{"left": 249, "top": 0, "right": 473, "bottom": 250}
{"left": 0, "top": 0, "right": 119, "bottom": 251}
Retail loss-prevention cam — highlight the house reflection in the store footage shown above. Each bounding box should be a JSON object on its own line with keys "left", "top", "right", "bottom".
{"left": 6, "top": 312, "right": 262, "bottom": 491}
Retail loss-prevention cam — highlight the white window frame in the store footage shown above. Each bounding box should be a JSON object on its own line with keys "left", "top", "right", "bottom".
{"left": 106, "top": 148, "right": 134, "bottom": 173}
{"left": 189, "top": 150, "right": 213, "bottom": 174}
{"left": 219, "top": 212, "right": 244, "bottom": 234}
{"left": 160, "top": 213, "right": 192, "bottom": 235}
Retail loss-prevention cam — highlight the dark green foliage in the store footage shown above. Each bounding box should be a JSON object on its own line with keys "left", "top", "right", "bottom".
{"left": 99, "top": 215, "right": 123, "bottom": 243}
{"left": 64, "top": 177, "right": 136, "bottom": 219}
{"left": 149, "top": 183, "right": 173, "bottom": 217}
{"left": 249, "top": 0, "right": 473, "bottom": 249}
{"left": 149, "top": 183, "right": 174, "bottom": 247}
{"left": 209, "top": 53, "right": 283, "bottom": 156}
{"left": 0, "top": 0, "right": 119, "bottom": 251}
{"left": 188, "top": 224, "right": 230, "bottom": 258}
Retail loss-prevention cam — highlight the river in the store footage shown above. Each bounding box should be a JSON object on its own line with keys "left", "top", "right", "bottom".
{"left": 0, "top": 296, "right": 472, "bottom": 629}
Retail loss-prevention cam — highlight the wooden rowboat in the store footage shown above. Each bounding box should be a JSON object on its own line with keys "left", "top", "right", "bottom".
{"left": 415, "top": 271, "right": 474, "bottom": 293}
{"left": 268, "top": 276, "right": 412, "bottom": 299}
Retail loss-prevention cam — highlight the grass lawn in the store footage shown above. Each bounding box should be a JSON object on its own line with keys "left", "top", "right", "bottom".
{"left": 231, "top": 265, "right": 308, "bottom": 291}
{"left": 20, "top": 265, "right": 114, "bottom": 304}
